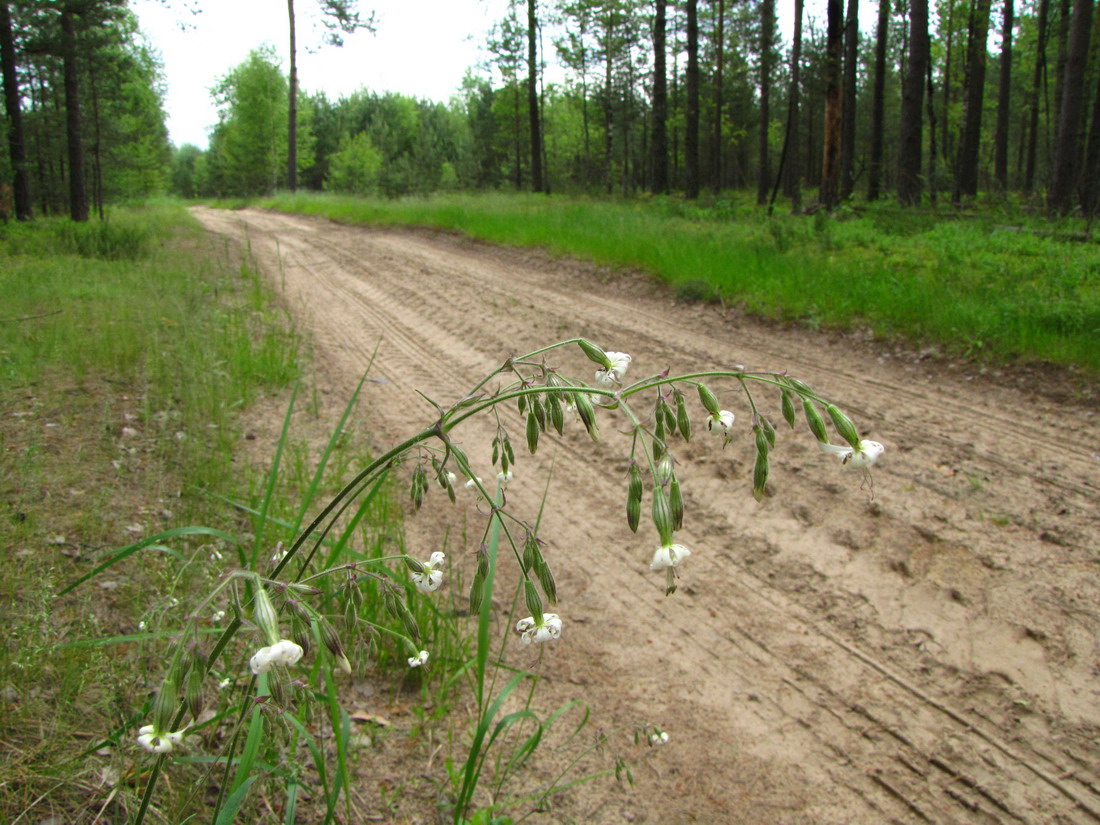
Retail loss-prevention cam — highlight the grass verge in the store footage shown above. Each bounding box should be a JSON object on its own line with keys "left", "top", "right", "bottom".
{"left": 256, "top": 191, "right": 1100, "bottom": 376}
{"left": 0, "top": 204, "right": 305, "bottom": 821}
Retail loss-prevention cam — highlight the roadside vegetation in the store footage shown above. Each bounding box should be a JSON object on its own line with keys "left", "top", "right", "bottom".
{"left": 260, "top": 190, "right": 1100, "bottom": 377}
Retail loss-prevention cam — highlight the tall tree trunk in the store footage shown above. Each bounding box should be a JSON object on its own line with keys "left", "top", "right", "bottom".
{"left": 527, "top": 0, "right": 545, "bottom": 193}
{"left": 1048, "top": 0, "right": 1093, "bottom": 212}
{"left": 1053, "top": 0, "right": 1073, "bottom": 129}
{"left": 868, "top": 0, "right": 889, "bottom": 200}
{"left": 786, "top": 0, "right": 804, "bottom": 210}
{"left": 60, "top": 7, "right": 87, "bottom": 222}
{"left": 898, "top": 0, "right": 930, "bottom": 204}
{"left": 1024, "top": 0, "right": 1050, "bottom": 190}
{"left": 839, "top": 0, "right": 859, "bottom": 200}
{"left": 756, "top": 0, "right": 774, "bottom": 203}
{"left": 1080, "top": 45, "right": 1100, "bottom": 213}
{"left": 926, "top": 49, "right": 939, "bottom": 201}
{"left": 953, "top": 0, "right": 993, "bottom": 201}
{"left": 652, "top": 0, "right": 669, "bottom": 193}
{"left": 0, "top": 0, "right": 30, "bottom": 219}
{"left": 604, "top": 14, "right": 614, "bottom": 194}
{"left": 993, "top": 0, "right": 1014, "bottom": 189}
{"left": 288, "top": 0, "right": 298, "bottom": 192}
{"left": 685, "top": 0, "right": 700, "bottom": 198}
{"left": 941, "top": 0, "right": 956, "bottom": 171}
{"left": 712, "top": 0, "right": 725, "bottom": 191}
{"left": 820, "top": 0, "right": 843, "bottom": 208}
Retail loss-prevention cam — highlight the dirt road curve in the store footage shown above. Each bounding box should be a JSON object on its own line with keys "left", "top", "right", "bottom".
{"left": 193, "top": 207, "right": 1100, "bottom": 824}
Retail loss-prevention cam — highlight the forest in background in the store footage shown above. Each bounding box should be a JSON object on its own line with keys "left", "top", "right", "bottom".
{"left": 3, "top": 0, "right": 1100, "bottom": 217}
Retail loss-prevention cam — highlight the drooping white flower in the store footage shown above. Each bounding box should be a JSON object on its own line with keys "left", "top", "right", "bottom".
{"left": 818, "top": 439, "right": 884, "bottom": 469}
{"left": 496, "top": 470, "right": 514, "bottom": 486}
{"left": 137, "top": 724, "right": 186, "bottom": 754}
{"left": 410, "top": 552, "right": 446, "bottom": 594}
{"left": 649, "top": 730, "right": 670, "bottom": 746}
{"left": 407, "top": 649, "right": 430, "bottom": 668}
{"left": 249, "top": 638, "right": 304, "bottom": 675}
{"left": 650, "top": 542, "right": 691, "bottom": 571}
{"left": 516, "top": 613, "right": 563, "bottom": 645}
{"left": 705, "top": 410, "right": 735, "bottom": 435}
{"left": 595, "top": 352, "right": 632, "bottom": 387}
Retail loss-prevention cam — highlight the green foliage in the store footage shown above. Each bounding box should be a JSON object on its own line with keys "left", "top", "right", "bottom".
{"left": 205, "top": 47, "right": 314, "bottom": 197}
{"left": 325, "top": 132, "right": 383, "bottom": 195}
{"left": 0, "top": 203, "right": 301, "bottom": 821}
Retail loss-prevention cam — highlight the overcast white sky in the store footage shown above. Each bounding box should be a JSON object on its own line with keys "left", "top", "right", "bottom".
{"left": 133, "top": 0, "right": 512, "bottom": 148}
{"left": 134, "top": 0, "right": 858, "bottom": 151}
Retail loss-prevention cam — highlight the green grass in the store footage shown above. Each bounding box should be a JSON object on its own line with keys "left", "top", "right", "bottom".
{"left": 257, "top": 190, "right": 1100, "bottom": 376}
{"left": 0, "top": 204, "right": 305, "bottom": 821}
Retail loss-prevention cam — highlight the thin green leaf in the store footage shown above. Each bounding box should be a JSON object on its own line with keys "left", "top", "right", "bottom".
{"left": 57, "top": 526, "right": 238, "bottom": 595}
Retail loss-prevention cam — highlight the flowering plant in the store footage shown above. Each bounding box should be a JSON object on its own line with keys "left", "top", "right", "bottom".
{"left": 107, "top": 338, "right": 879, "bottom": 824}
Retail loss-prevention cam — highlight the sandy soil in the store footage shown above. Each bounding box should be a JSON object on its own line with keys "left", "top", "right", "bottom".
{"left": 192, "top": 206, "right": 1100, "bottom": 825}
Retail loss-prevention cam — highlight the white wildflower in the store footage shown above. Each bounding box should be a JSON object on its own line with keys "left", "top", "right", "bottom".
{"left": 137, "top": 724, "right": 186, "bottom": 754}
{"left": 705, "top": 410, "right": 735, "bottom": 435}
{"left": 595, "top": 352, "right": 632, "bottom": 387}
{"left": 249, "top": 638, "right": 304, "bottom": 675}
{"left": 649, "top": 730, "right": 670, "bottom": 746}
{"left": 407, "top": 650, "right": 430, "bottom": 668}
{"left": 650, "top": 542, "right": 691, "bottom": 571}
{"left": 818, "top": 439, "right": 884, "bottom": 469}
{"left": 516, "top": 613, "right": 563, "bottom": 645}
{"left": 410, "top": 551, "right": 446, "bottom": 594}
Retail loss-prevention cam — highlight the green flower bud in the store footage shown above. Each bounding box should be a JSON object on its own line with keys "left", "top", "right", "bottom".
{"left": 394, "top": 593, "right": 420, "bottom": 642}
{"left": 657, "top": 453, "right": 674, "bottom": 485}
{"left": 781, "top": 390, "right": 797, "bottom": 429}
{"left": 787, "top": 378, "right": 814, "bottom": 395}
{"left": 628, "top": 463, "right": 643, "bottom": 503}
{"left": 627, "top": 493, "right": 641, "bottom": 533}
{"left": 152, "top": 676, "right": 178, "bottom": 735}
{"left": 675, "top": 392, "right": 692, "bottom": 441}
{"left": 697, "top": 383, "right": 721, "bottom": 416}
{"left": 754, "top": 424, "right": 771, "bottom": 456}
{"left": 532, "top": 394, "right": 547, "bottom": 432}
{"left": 536, "top": 557, "right": 558, "bottom": 606}
{"left": 760, "top": 415, "right": 777, "bottom": 448}
{"left": 826, "top": 404, "right": 861, "bottom": 449}
{"left": 753, "top": 449, "right": 770, "bottom": 502}
{"left": 578, "top": 339, "right": 611, "bottom": 368}
{"left": 549, "top": 393, "right": 564, "bottom": 435}
{"left": 526, "top": 411, "right": 540, "bottom": 454}
{"left": 284, "top": 597, "right": 312, "bottom": 624}
{"left": 574, "top": 393, "right": 600, "bottom": 441}
{"left": 669, "top": 475, "right": 684, "bottom": 530}
{"left": 663, "top": 401, "right": 678, "bottom": 437}
{"left": 468, "top": 571, "right": 485, "bottom": 616}
{"left": 292, "top": 619, "right": 311, "bottom": 657}
{"left": 523, "top": 578, "right": 544, "bottom": 621}
{"left": 803, "top": 399, "right": 829, "bottom": 443}
{"left": 404, "top": 556, "right": 427, "bottom": 575}
{"left": 523, "top": 534, "right": 539, "bottom": 573}
{"left": 253, "top": 584, "right": 280, "bottom": 646}
{"left": 185, "top": 666, "right": 204, "bottom": 720}
{"left": 652, "top": 488, "right": 674, "bottom": 546}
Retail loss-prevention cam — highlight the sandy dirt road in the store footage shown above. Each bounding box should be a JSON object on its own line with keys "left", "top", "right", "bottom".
{"left": 193, "top": 206, "right": 1100, "bottom": 824}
